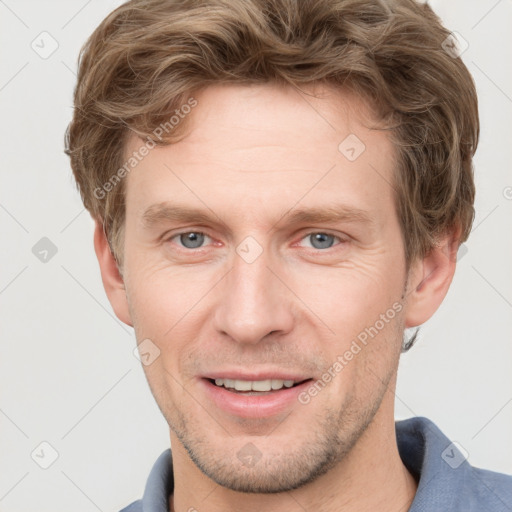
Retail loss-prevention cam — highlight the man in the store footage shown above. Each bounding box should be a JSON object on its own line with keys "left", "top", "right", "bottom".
{"left": 65, "top": 0, "right": 512, "bottom": 510}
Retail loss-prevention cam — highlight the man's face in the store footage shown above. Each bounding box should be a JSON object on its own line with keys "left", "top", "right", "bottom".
{"left": 121, "top": 83, "right": 408, "bottom": 492}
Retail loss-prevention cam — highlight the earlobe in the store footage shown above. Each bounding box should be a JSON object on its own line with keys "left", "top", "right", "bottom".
{"left": 403, "top": 228, "right": 460, "bottom": 328}
{"left": 93, "top": 219, "right": 133, "bottom": 327}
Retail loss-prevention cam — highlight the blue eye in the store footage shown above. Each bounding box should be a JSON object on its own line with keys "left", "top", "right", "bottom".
{"left": 167, "top": 231, "right": 344, "bottom": 252}
{"left": 300, "top": 232, "right": 340, "bottom": 250}
{"left": 172, "top": 232, "right": 210, "bottom": 249}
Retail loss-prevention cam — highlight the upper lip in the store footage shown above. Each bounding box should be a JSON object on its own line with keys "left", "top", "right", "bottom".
{"left": 202, "top": 370, "right": 312, "bottom": 382}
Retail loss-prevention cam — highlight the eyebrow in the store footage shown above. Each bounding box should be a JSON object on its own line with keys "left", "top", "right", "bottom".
{"left": 140, "top": 202, "right": 375, "bottom": 232}
{"left": 281, "top": 205, "right": 374, "bottom": 227}
{"left": 141, "top": 203, "right": 221, "bottom": 229}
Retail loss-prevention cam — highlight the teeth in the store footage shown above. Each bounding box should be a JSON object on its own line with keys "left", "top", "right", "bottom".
{"left": 235, "top": 380, "right": 252, "bottom": 391}
{"left": 251, "top": 380, "right": 272, "bottom": 392}
{"left": 271, "top": 379, "right": 284, "bottom": 390}
{"left": 213, "top": 378, "right": 298, "bottom": 391}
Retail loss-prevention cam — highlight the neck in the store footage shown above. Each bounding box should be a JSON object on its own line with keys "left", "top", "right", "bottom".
{"left": 169, "top": 404, "right": 418, "bottom": 512}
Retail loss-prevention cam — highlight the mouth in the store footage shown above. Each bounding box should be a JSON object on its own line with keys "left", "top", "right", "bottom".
{"left": 200, "top": 375, "right": 314, "bottom": 418}
{"left": 206, "top": 377, "right": 311, "bottom": 395}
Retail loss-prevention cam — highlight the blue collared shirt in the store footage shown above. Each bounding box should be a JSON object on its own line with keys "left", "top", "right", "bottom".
{"left": 120, "top": 416, "right": 512, "bottom": 511}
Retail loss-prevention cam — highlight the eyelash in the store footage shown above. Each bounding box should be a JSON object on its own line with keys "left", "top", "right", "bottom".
{"left": 165, "top": 230, "right": 347, "bottom": 252}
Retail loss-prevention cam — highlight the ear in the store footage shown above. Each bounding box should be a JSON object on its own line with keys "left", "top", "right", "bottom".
{"left": 403, "top": 226, "right": 461, "bottom": 328}
{"left": 93, "top": 219, "right": 133, "bottom": 327}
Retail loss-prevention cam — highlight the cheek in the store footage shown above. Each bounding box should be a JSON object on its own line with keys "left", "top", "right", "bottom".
{"left": 294, "top": 260, "right": 403, "bottom": 334}
{"left": 125, "top": 263, "right": 216, "bottom": 372}
{"left": 325, "top": 308, "right": 404, "bottom": 410}
{"left": 127, "top": 257, "right": 201, "bottom": 316}
{"left": 292, "top": 259, "right": 405, "bottom": 396}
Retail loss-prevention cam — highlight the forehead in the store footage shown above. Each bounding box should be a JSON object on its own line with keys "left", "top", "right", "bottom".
{"left": 123, "top": 82, "right": 396, "bottom": 229}
{"left": 141, "top": 82, "right": 381, "bottom": 155}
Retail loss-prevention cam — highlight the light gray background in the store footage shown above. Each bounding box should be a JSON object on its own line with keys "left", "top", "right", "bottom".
{"left": 0, "top": 1, "right": 511, "bottom": 510}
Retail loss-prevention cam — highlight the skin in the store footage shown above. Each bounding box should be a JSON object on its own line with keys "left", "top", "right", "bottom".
{"left": 95, "top": 83, "right": 459, "bottom": 512}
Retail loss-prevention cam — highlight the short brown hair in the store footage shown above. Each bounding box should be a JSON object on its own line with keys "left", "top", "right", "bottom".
{"left": 65, "top": 0, "right": 478, "bottom": 271}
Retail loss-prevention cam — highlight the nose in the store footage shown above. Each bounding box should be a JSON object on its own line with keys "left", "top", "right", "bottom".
{"left": 213, "top": 245, "right": 294, "bottom": 345}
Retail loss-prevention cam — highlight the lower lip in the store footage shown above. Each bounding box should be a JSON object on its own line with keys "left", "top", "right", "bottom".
{"left": 200, "top": 378, "right": 312, "bottom": 418}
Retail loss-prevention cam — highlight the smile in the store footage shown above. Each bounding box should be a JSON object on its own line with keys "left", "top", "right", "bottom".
{"left": 211, "top": 378, "right": 306, "bottom": 393}
{"left": 201, "top": 375, "right": 313, "bottom": 418}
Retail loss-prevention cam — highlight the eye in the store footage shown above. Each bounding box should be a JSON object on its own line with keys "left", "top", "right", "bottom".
{"left": 297, "top": 232, "right": 344, "bottom": 250}
{"left": 168, "top": 231, "right": 212, "bottom": 249}
{"left": 165, "top": 230, "right": 346, "bottom": 252}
